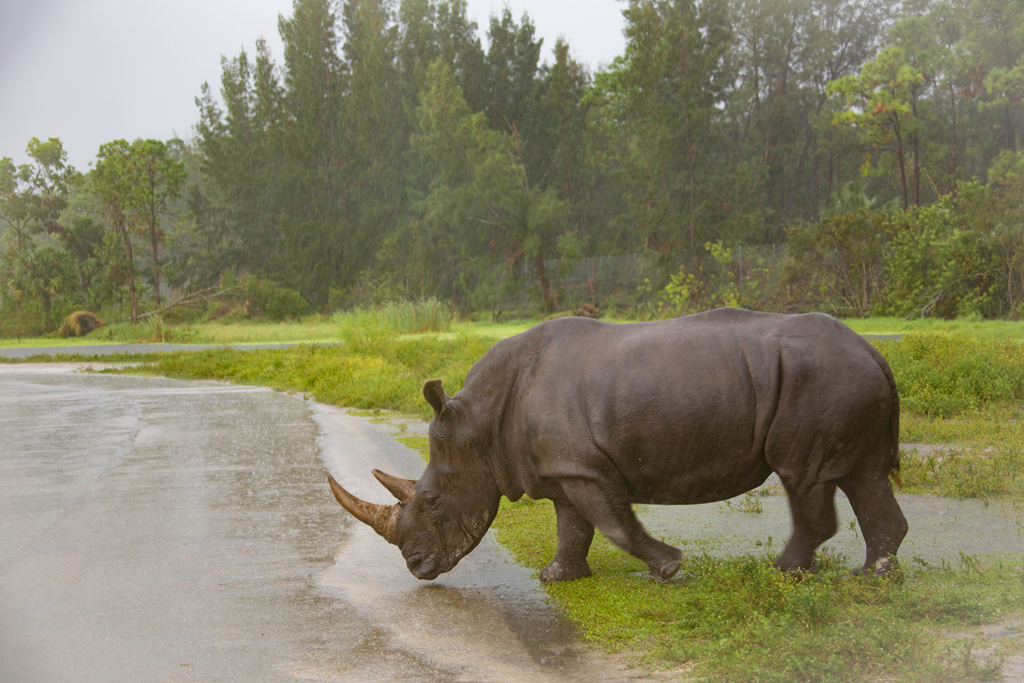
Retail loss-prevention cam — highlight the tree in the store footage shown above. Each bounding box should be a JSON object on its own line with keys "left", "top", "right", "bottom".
{"left": 3, "top": 246, "right": 78, "bottom": 321}
{"left": 93, "top": 140, "right": 141, "bottom": 322}
{"left": 481, "top": 7, "right": 543, "bottom": 138}
{"left": 0, "top": 137, "right": 77, "bottom": 253}
{"left": 966, "top": 0, "right": 1024, "bottom": 155}
{"left": 195, "top": 42, "right": 292, "bottom": 288}
{"left": 131, "top": 139, "right": 184, "bottom": 306}
{"left": 600, "top": 0, "right": 742, "bottom": 256}
{"left": 405, "top": 58, "right": 569, "bottom": 310}
{"left": 830, "top": 47, "right": 925, "bottom": 209}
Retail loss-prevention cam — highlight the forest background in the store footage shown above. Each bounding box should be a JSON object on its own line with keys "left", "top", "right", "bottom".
{"left": 4, "top": 0, "right": 1024, "bottom": 337}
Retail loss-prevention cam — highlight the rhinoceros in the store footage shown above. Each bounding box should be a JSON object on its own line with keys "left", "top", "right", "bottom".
{"left": 328, "top": 308, "right": 907, "bottom": 583}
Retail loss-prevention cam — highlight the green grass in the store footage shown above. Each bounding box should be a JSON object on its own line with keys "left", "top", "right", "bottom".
{"left": 116, "top": 333, "right": 496, "bottom": 421}
{"left": 0, "top": 314, "right": 349, "bottom": 347}
{"left": 495, "top": 495, "right": 1021, "bottom": 682}
{"left": 847, "top": 316, "right": 1024, "bottom": 339}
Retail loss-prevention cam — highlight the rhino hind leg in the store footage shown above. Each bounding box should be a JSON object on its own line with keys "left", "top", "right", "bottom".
{"left": 558, "top": 479, "right": 682, "bottom": 583}
{"left": 774, "top": 480, "right": 839, "bottom": 573}
{"left": 540, "top": 501, "right": 595, "bottom": 583}
{"left": 838, "top": 470, "right": 908, "bottom": 577}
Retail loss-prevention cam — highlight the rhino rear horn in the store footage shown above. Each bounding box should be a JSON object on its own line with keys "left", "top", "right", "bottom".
{"left": 423, "top": 379, "right": 449, "bottom": 418}
{"left": 373, "top": 469, "right": 416, "bottom": 502}
{"left": 327, "top": 474, "right": 399, "bottom": 544}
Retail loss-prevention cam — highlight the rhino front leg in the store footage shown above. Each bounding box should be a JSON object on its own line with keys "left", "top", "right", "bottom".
{"left": 560, "top": 479, "right": 682, "bottom": 582}
{"left": 540, "top": 501, "right": 595, "bottom": 583}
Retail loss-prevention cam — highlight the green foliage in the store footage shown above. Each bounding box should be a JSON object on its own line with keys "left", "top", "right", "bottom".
{"left": 0, "top": 137, "right": 77, "bottom": 253}
{"left": 0, "top": 297, "right": 48, "bottom": 338}
{"left": 334, "top": 299, "right": 454, "bottom": 341}
{"left": 212, "top": 270, "right": 310, "bottom": 322}
{"left": 873, "top": 334, "right": 1024, "bottom": 417}
{"left": 783, "top": 209, "right": 891, "bottom": 316}
{"left": 879, "top": 176, "right": 1024, "bottom": 319}
{"left": 377, "top": 298, "right": 454, "bottom": 334}
{"left": 830, "top": 47, "right": 925, "bottom": 208}
{"left": 879, "top": 203, "right": 953, "bottom": 318}
{"left": 14, "top": 0, "right": 1024, "bottom": 331}
{"left": 602, "top": 0, "right": 757, "bottom": 255}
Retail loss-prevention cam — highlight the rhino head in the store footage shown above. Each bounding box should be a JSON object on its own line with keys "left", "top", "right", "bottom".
{"left": 328, "top": 379, "right": 501, "bottom": 580}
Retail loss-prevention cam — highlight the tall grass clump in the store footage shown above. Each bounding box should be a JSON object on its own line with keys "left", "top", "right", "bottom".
{"left": 335, "top": 299, "right": 454, "bottom": 342}
{"left": 100, "top": 316, "right": 172, "bottom": 343}
{"left": 873, "top": 334, "right": 1024, "bottom": 417}
{"left": 380, "top": 298, "right": 454, "bottom": 334}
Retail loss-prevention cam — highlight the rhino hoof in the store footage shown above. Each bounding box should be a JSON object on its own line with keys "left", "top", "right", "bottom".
{"left": 849, "top": 557, "right": 898, "bottom": 579}
{"left": 650, "top": 560, "right": 681, "bottom": 583}
{"left": 848, "top": 556, "right": 898, "bottom": 578}
{"left": 540, "top": 560, "right": 592, "bottom": 583}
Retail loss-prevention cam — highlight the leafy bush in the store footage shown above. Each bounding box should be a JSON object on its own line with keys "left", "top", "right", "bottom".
{"left": 639, "top": 242, "right": 784, "bottom": 319}
{"left": 0, "top": 297, "right": 48, "bottom": 337}
{"left": 783, "top": 209, "right": 891, "bottom": 317}
{"left": 212, "top": 270, "right": 309, "bottom": 321}
{"left": 879, "top": 191, "right": 1024, "bottom": 320}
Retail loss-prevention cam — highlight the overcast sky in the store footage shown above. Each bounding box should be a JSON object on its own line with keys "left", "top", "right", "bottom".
{"left": 0, "top": 0, "right": 627, "bottom": 172}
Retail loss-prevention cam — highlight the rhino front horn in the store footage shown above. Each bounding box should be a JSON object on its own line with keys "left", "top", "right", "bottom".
{"left": 327, "top": 474, "right": 399, "bottom": 544}
{"left": 372, "top": 469, "right": 416, "bottom": 502}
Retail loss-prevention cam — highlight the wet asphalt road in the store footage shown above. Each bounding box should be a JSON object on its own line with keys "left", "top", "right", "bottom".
{"left": 0, "top": 365, "right": 635, "bottom": 683}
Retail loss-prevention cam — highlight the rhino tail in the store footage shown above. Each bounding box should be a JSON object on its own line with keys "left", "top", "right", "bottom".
{"left": 866, "top": 343, "right": 901, "bottom": 486}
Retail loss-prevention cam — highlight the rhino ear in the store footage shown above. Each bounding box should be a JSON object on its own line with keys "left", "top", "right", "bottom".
{"left": 423, "top": 379, "right": 449, "bottom": 419}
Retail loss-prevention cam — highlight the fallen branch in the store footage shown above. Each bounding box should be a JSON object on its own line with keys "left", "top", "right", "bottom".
{"left": 119, "top": 285, "right": 241, "bottom": 323}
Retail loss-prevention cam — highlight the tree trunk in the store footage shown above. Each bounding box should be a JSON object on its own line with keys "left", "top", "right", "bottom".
{"left": 892, "top": 114, "right": 909, "bottom": 210}
{"left": 949, "top": 78, "right": 959, "bottom": 190}
{"left": 911, "top": 91, "right": 921, "bottom": 206}
{"left": 123, "top": 228, "right": 138, "bottom": 323}
{"left": 535, "top": 250, "right": 555, "bottom": 313}
{"left": 1006, "top": 102, "right": 1016, "bottom": 153}
{"left": 149, "top": 209, "right": 161, "bottom": 307}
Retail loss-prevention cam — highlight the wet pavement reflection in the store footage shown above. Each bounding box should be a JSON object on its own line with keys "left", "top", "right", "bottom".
{"left": 0, "top": 365, "right": 632, "bottom": 683}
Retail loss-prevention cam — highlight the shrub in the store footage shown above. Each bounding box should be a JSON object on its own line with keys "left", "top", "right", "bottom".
{"left": 783, "top": 209, "right": 891, "bottom": 317}
{"left": 57, "top": 311, "right": 104, "bottom": 338}
{"left": 211, "top": 270, "right": 310, "bottom": 321}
